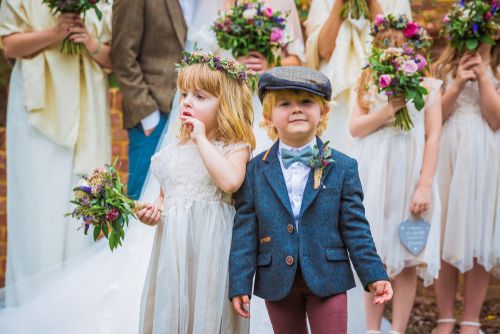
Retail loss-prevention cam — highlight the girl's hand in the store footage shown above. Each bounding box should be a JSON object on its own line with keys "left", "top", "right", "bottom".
{"left": 237, "top": 51, "right": 269, "bottom": 73}
{"left": 232, "top": 295, "right": 251, "bottom": 318}
{"left": 410, "top": 184, "right": 431, "bottom": 214}
{"left": 369, "top": 280, "right": 393, "bottom": 305}
{"left": 52, "top": 13, "right": 80, "bottom": 41}
{"left": 67, "top": 18, "right": 99, "bottom": 53}
{"left": 471, "top": 53, "right": 488, "bottom": 80}
{"left": 386, "top": 96, "right": 407, "bottom": 118}
{"left": 455, "top": 53, "right": 481, "bottom": 87}
{"left": 136, "top": 203, "right": 162, "bottom": 226}
{"left": 180, "top": 114, "right": 207, "bottom": 142}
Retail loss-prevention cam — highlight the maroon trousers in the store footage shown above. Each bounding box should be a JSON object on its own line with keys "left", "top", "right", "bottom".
{"left": 265, "top": 271, "right": 348, "bottom": 334}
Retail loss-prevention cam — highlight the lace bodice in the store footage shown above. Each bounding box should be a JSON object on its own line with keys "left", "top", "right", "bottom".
{"left": 446, "top": 67, "right": 500, "bottom": 120}
{"left": 150, "top": 141, "right": 249, "bottom": 204}
{"left": 364, "top": 77, "right": 442, "bottom": 137}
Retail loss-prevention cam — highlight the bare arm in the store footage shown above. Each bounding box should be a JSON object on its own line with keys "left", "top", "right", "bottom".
{"left": 195, "top": 136, "right": 250, "bottom": 194}
{"left": 349, "top": 96, "right": 406, "bottom": 138}
{"left": 1, "top": 13, "right": 77, "bottom": 58}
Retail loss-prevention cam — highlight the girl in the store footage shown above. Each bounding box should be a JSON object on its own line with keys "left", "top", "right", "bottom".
{"left": 431, "top": 32, "right": 500, "bottom": 334}
{"left": 305, "top": 0, "right": 412, "bottom": 154}
{"left": 223, "top": 0, "right": 306, "bottom": 155}
{"left": 0, "top": 0, "right": 112, "bottom": 306}
{"left": 136, "top": 53, "right": 255, "bottom": 334}
{"left": 348, "top": 21, "right": 442, "bottom": 334}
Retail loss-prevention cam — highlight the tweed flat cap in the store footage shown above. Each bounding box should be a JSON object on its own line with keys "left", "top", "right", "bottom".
{"left": 258, "top": 66, "right": 332, "bottom": 102}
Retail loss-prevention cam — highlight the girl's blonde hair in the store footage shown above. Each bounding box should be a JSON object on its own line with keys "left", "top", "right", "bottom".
{"left": 176, "top": 63, "right": 256, "bottom": 150}
{"left": 261, "top": 89, "right": 330, "bottom": 141}
{"left": 356, "top": 29, "right": 412, "bottom": 110}
{"left": 432, "top": 43, "right": 500, "bottom": 81}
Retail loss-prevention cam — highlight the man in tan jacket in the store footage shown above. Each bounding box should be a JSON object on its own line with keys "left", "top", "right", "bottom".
{"left": 111, "top": 0, "right": 187, "bottom": 199}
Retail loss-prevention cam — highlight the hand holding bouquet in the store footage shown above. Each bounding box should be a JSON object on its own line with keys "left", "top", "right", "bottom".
{"left": 366, "top": 46, "right": 429, "bottom": 131}
{"left": 43, "top": 0, "right": 104, "bottom": 54}
{"left": 340, "top": 0, "right": 369, "bottom": 20}
{"left": 212, "top": 0, "right": 289, "bottom": 66}
{"left": 441, "top": 0, "right": 500, "bottom": 54}
{"left": 67, "top": 161, "right": 141, "bottom": 251}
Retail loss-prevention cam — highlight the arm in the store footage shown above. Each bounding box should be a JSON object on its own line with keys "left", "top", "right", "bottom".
{"left": 367, "top": 0, "right": 383, "bottom": 20}
{"left": 111, "top": 0, "right": 159, "bottom": 117}
{"left": 228, "top": 163, "right": 258, "bottom": 315}
{"left": 476, "top": 65, "right": 500, "bottom": 131}
{"left": 195, "top": 136, "right": 250, "bottom": 194}
{"left": 410, "top": 90, "right": 442, "bottom": 214}
{"left": 441, "top": 54, "right": 480, "bottom": 122}
{"left": 339, "top": 159, "right": 389, "bottom": 290}
{"left": 1, "top": 13, "right": 76, "bottom": 59}
{"left": 317, "top": 0, "right": 344, "bottom": 61}
{"left": 348, "top": 95, "right": 406, "bottom": 138}
{"left": 280, "top": 55, "right": 301, "bottom": 67}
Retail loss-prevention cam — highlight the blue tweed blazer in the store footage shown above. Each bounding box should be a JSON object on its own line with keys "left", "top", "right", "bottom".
{"left": 228, "top": 138, "right": 388, "bottom": 301}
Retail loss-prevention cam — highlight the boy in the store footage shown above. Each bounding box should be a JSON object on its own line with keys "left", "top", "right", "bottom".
{"left": 228, "top": 66, "right": 392, "bottom": 334}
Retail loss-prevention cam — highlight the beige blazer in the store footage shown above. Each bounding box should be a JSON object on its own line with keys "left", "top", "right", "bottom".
{"left": 112, "top": 0, "right": 187, "bottom": 128}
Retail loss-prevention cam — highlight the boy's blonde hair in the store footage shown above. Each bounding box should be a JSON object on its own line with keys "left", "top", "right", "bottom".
{"left": 176, "top": 63, "right": 256, "bottom": 150}
{"left": 261, "top": 89, "right": 330, "bottom": 141}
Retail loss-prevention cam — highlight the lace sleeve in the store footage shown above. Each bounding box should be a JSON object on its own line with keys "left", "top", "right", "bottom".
{"left": 222, "top": 142, "right": 251, "bottom": 157}
{"left": 423, "top": 78, "right": 444, "bottom": 109}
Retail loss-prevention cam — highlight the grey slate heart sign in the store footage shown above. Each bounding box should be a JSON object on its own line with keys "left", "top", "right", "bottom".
{"left": 398, "top": 219, "right": 431, "bottom": 256}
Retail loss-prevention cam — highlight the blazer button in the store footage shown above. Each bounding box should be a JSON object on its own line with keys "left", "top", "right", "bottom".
{"left": 286, "top": 256, "right": 294, "bottom": 266}
{"left": 287, "top": 224, "right": 294, "bottom": 234}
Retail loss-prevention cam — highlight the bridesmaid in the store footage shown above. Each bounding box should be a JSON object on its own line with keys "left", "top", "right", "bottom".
{"left": 0, "top": 0, "right": 112, "bottom": 305}
{"left": 304, "top": 0, "right": 411, "bottom": 154}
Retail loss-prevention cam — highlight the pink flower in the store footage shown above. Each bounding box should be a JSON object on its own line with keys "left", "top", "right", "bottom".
{"left": 402, "top": 60, "right": 419, "bottom": 74}
{"left": 270, "top": 28, "right": 283, "bottom": 42}
{"left": 262, "top": 6, "right": 273, "bottom": 18}
{"left": 442, "top": 14, "right": 450, "bottom": 23}
{"left": 379, "top": 74, "right": 392, "bottom": 88}
{"left": 415, "top": 54, "right": 427, "bottom": 71}
{"left": 374, "top": 14, "right": 385, "bottom": 26}
{"left": 403, "top": 22, "right": 419, "bottom": 38}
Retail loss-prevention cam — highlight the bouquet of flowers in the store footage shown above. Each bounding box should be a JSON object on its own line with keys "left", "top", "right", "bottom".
{"left": 340, "top": 0, "right": 369, "bottom": 20}
{"left": 366, "top": 46, "right": 429, "bottom": 131}
{"left": 212, "top": 0, "right": 289, "bottom": 66}
{"left": 66, "top": 161, "right": 139, "bottom": 251}
{"left": 42, "top": 0, "right": 104, "bottom": 54}
{"left": 440, "top": 0, "right": 500, "bottom": 54}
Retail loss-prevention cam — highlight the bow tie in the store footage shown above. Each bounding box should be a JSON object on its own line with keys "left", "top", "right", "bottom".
{"left": 281, "top": 147, "right": 313, "bottom": 169}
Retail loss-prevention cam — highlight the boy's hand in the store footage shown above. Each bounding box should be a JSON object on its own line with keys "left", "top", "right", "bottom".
{"left": 136, "top": 203, "right": 161, "bottom": 226}
{"left": 369, "top": 280, "right": 393, "bottom": 305}
{"left": 232, "top": 295, "right": 251, "bottom": 318}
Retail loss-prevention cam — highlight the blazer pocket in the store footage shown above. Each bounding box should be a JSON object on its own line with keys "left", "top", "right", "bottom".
{"left": 325, "top": 248, "right": 349, "bottom": 262}
{"left": 257, "top": 253, "right": 272, "bottom": 266}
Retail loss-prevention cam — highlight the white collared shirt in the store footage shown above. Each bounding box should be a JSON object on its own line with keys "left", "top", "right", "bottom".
{"left": 278, "top": 138, "right": 316, "bottom": 230}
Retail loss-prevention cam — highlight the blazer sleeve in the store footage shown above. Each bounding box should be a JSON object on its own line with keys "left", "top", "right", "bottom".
{"left": 111, "top": 0, "right": 159, "bottom": 118}
{"left": 228, "top": 162, "right": 259, "bottom": 300}
{"left": 339, "top": 158, "right": 389, "bottom": 291}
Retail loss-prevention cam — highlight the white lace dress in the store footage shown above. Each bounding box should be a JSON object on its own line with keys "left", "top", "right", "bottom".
{"left": 437, "top": 68, "right": 500, "bottom": 273}
{"left": 139, "top": 142, "right": 249, "bottom": 334}
{"left": 351, "top": 78, "right": 442, "bottom": 286}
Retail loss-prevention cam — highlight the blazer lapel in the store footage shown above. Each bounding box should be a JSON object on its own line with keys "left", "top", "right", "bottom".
{"left": 165, "top": 0, "right": 187, "bottom": 46}
{"left": 299, "top": 137, "right": 335, "bottom": 216}
{"left": 262, "top": 142, "right": 294, "bottom": 217}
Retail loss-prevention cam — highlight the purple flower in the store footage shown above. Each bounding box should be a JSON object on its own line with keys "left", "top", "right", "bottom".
{"left": 270, "top": 28, "right": 283, "bottom": 42}
{"left": 415, "top": 54, "right": 427, "bottom": 71}
{"left": 402, "top": 60, "right": 419, "bottom": 74}
{"left": 385, "top": 91, "right": 394, "bottom": 97}
{"left": 379, "top": 74, "right": 392, "bottom": 88}
{"left": 105, "top": 208, "right": 120, "bottom": 223}
{"left": 374, "top": 14, "right": 385, "bottom": 26}
{"left": 79, "top": 186, "right": 92, "bottom": 193}
{"left": 459, "top": 0, "right": 465, "bottom": 6}
{"left": 472, "top": 23, "right": 479, "bottom": 35}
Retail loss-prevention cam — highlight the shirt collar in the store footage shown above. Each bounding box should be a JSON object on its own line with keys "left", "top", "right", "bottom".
{"left": 278, "top": 137, "right": 317, "bottom": 158}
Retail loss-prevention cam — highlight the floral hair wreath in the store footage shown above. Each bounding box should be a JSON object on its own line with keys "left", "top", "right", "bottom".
{"left": 371, "top": 14, "right": 433, "bottom": 51}
{"left": 175, "top": 47, "right": 258, "bottom": 89}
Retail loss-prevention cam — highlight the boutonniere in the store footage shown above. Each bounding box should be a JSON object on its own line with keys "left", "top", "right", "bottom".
{"left": 308, "top": 141, "right": 335, "bottom": 189}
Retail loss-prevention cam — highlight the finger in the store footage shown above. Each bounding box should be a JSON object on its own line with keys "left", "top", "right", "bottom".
{"left": 248, "top": 51, "right": 265, "bottom": 59}
{"left": 385, "top": 283, "right": 394, "bottom": 300}
{"left": 410, "top": 201, "right": 418, "bottom": 215}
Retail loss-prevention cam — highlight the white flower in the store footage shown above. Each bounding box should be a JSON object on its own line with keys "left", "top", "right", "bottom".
{"left": 461, "top": 9, "right": 472, "bottom": 21}
{"left": 243, "top": 8, "right": 258, "bottom": 19}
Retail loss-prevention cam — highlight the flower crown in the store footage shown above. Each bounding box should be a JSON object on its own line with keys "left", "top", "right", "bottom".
{"left": 175, "top": 48, "right": 257, "bottom": 87}
{"left": 371, "top": 14, "right": 433, "bottom": 51}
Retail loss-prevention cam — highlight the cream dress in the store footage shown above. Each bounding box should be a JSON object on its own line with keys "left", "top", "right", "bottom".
{"left": 437, "top": 68, "right": 500, "bottom": 273}
{"left": 352, "top": 78, "right": 443, "bottom": 286}
{"left": 304, "top": 0, "right": 412, "bottom": 154}
{"left": 139, "top": 142, "right": 250, "bottom": 334}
